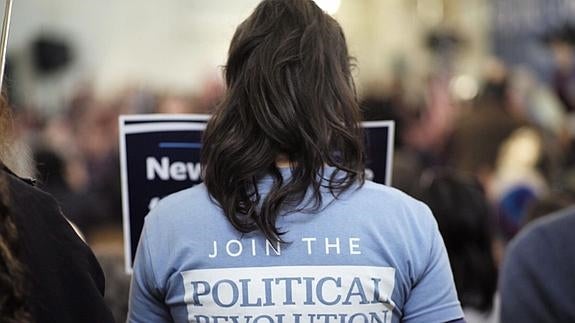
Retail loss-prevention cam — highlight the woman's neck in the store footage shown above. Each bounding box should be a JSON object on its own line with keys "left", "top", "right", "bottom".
{"left": 275, "top": 154, "right": 291, "bottom": 168}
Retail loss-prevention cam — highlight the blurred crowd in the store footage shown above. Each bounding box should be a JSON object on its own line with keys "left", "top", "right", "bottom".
{"left": 361, "top": 28, "right": 575, "bottom": 321}
{"left": 3, "top": 23, "right": 575, "bottom": 323}
{"left": 2, "top": 79, "right": 225, "bottom": 322}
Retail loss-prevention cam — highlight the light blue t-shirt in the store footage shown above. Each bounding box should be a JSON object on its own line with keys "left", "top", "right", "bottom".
{"left": 129, "top": 169, "right": 463, "bottom": 323}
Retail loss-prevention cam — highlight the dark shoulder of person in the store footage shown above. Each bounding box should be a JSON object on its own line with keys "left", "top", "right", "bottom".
{"left": 3, "top": 166, "right": 115, "bottom": 323}
{"left": 500, "top": 208, "right": 575, "bottom": 323}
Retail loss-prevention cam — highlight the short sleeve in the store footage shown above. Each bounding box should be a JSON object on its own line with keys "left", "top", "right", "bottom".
{"left": 402, "top": 204, "right": 464, "bottom": 323}
{"left": 128, "top": 217, "right": 172, "bottom": 322}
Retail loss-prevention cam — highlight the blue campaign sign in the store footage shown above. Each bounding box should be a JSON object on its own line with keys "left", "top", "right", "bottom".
{"left": 119, "top": 114, "right": 209, "bottom": 272}
{"left": 120, "top": 115, "right": 394, "bottom": 272}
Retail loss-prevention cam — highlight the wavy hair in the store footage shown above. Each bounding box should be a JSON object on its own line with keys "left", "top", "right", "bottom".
{"left": 201, "top": 0, "right": 364, "bottom": 243}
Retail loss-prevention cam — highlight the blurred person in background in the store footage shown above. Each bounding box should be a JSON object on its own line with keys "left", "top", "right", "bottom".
{"left": 0, "top": 95, "right": 115, "bottom": 322}
{"left": 418, "top": 169, "right": 499, "bottom": 323}
{"left": 547, "top": 25, "right": 575, "bottom": 114}
{"left": 25, "top": 91, "right": 123, "bottom": 240}
{"left": 402, "top": 76, "right": 458, "bottom": 169}
{"left": 155, "top": 94, "right": 196, "bottom": 114}
{"left": 543, "top": 24, "right": 575, "bottom": 190}
{"left": 129, "top": 0, "right": 464, "bottom": 322}
{"left": 522, "top": 193, "right": 573, "bottom": 226}
{"left": 499, "top": 206, "right": 575, "bottom": 323}
{"left": 360, "top": 80, "right": 427, "bottom": 194}
{"left": 193, "top": 75, "right": 225, "bottom": 114}
{"left": 488, "top": 127, "right": 547, "bottom": 240}
{"left": 447, "top": 62, "right": 544, "bottom": 249}
{"left": 449, "top": 61, "right": 523, "bottom": 187}
{"left": 64, "top": 88, "right": 133, "bottom": 322}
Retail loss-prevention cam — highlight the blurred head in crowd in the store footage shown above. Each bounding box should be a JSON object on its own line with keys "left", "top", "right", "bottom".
{"left": 546, "top": 25, "right": 575, "bottom": 113}
{"left": 477, "top": 59, "right": 512, "bottom": 111}
{"left": 155, "top": 94, "right": 194, "bottom": 114}
{"left": 201, "top": 0, "right": 364, "bottom": 244}
{"left": 34, "top": 149, "right": 67, "bottom": 188}
{"left": 418, "top": 169, "right": 497, "bottom": 313}
{"left": 545, "top": 25, "right": 575, "bottom": 72}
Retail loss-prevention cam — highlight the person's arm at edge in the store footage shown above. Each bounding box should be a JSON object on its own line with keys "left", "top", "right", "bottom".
{"left": 401, "top": 202, "right": 464, "bottom": 323}
{"left": 128, "top": 215, "right": 172, "bottom": 322}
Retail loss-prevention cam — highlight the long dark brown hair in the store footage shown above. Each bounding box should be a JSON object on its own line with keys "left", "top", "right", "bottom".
{"left": 0, "top": 96, "right": 31, "bottom": 322}
{"left": 201, "top": 0, "right": 365, "bottom": 243}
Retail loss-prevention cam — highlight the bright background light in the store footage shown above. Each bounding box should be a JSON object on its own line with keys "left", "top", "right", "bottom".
{"left": 313, "top": 0, "right": 341, "bottom": 15}
{"left": 450, "top": 75, "right": 479, "bottom": 101}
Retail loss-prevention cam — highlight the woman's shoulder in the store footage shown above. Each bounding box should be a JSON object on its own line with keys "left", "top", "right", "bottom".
{"left": 360, "top": 180, "right": 418, "bottom": 201}
{"left": 147, "top": 183, "right": 212, "bottom": 218}
{"left": 350, "top": 180, "right": 435, "bottom": 223}
{"left": 4, "top": 167, "right": 68, "bottom": 227}
{"left": 143, "top": 183, "right": 222, "bottom": 235}
{"left": 2, "top": 166, "right": 115, "bottom": 323}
